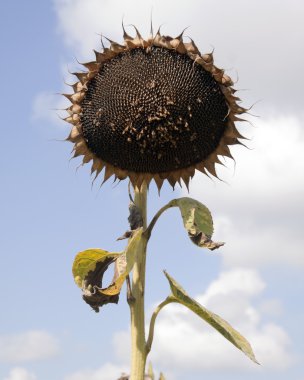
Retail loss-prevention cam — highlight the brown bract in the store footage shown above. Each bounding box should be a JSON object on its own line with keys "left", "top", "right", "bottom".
{"left": 63, "top": 26, "right": 247, "bottom": 191}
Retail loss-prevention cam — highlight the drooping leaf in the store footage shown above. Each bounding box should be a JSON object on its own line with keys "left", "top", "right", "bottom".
{"left": 170, "top": 197, "right": 224, "bottom": 250}
{"left": 72, "top": 228, "right": 143, "bottom": 312}
{"left": 172, "top": 197, "right": 213, "bottom": 235}
{"left": 72, "top": 248, "right": 121, "bottom": 311}
{"left": 164, "top": 271, "right": 259, "bottom": 364}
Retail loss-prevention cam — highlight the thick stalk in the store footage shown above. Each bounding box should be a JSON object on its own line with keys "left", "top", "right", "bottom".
{"left": 129, "top": 182, "right": 148, "bottom": 380}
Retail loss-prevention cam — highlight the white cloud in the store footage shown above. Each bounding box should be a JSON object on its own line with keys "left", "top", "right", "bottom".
{"left": 113, "top": 268, "right": 293, "bottom": 376}
{"left": 0, "top": 330, "right": 59, "bottom": 363}
{"left": 185, "top": 116, "right": 304, "bottom": 268}
{"left": 199, "top": 268, "right": 265, "bottom": 299}
{"left": 215, "top": 215, "right": 304, "bottom": 268}
{"left": 258, "top": 299, "right": 283, "bottom": 317}
{"left": 3, "top": 367, "right": 37, "bottom": 380}
{"left": 64, "top": 362, "right": 128, "bottom": 380}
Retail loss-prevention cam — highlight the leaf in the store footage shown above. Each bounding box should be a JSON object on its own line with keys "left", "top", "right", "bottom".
{"left": 159, "top": 373, "right": 166, "bottom": 380}
{"left": 172, "top": 197, "right": 213, "bottom": 236}
{"left": 72, "top": 248, "right": 121, "bottom": 311}
{"left": 72, "top": 228, "right": 143, "bottom": 312}
{"left": 164, "top": 271, "right": 259, "bottom": 364}
{"left": 171, "top": 197, "right": 224, "bottom": 250}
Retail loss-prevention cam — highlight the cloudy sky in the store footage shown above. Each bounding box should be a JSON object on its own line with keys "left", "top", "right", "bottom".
{"left": 1, "top": 1, "right": 303, "bottom": 379}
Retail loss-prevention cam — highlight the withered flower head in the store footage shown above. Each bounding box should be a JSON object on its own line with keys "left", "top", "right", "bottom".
{"left": 64, "top": 26, "right": 247, "bottom": 190}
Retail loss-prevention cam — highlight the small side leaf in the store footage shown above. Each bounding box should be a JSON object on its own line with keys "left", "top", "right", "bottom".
{"left": 164, "top": 271, "right": 259, "bottom": 364}
{"left": 171, "top": 197, "right": 224, "bottom": 250}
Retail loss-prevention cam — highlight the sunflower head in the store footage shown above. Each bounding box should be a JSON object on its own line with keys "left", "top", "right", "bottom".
{"left": 64, "top": 26, "right": 247, "bottom": 191}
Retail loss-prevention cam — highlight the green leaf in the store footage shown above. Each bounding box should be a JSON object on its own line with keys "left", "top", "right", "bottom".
{"left": 172, "top": 197, "right": 213, "bottom": 236}
{"left": 171, "top": 197, "right": 224, "bottom": 250}
{"left": 164, "top": 271, "right": 259, "bottom": 364}
{"left": 72, "top": 228, "right": 144, "bottom": 312}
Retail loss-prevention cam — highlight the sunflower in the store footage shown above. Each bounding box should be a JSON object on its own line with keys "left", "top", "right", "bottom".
{"left": 64, "top": 26, "right": 247, "bottom": 190}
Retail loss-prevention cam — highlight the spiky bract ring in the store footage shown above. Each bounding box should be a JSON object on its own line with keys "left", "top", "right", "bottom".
{"left": 64, "top": 26, "right": 247, "bottom": 191}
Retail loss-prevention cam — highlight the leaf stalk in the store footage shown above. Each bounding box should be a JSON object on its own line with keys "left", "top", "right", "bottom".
{"left": 146, "top": 296, "right": 175, "bottom": 355}
{"left": 144, "top": 201, "right": 175, "bottom": 240}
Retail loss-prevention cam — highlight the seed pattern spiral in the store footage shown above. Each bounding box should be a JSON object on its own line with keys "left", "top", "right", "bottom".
{"left": 80, "top": 47, "right": 229, "bottom": 173}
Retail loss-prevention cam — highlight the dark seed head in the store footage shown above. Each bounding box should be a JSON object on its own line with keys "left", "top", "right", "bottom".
{"left": 80, "top": 47, "right": 229, "bottom": 173}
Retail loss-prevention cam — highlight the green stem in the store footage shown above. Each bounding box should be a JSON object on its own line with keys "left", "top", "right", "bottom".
{"left": 129, "top": 183, "right": 148, "bottom": 380}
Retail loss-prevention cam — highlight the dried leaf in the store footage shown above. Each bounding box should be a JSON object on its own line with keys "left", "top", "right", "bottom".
{"left": 128, "top": 203, "right": 143, "bottom": 229}
{"left": 116, "top": 230, "right": 133, "bottom": 241}
{"left": 164, "top": 271, "right": 259, "bottom": 364}
{"left": 117, "top": 374, "right": 129, "bottom": 380}
{"left": 190, "top": 232, "right": 225, "bottom": 250}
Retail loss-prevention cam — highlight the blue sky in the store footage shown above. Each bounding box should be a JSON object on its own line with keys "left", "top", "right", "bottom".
{"left": 1, "top": 1, "right": 304, "bottom": 379}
